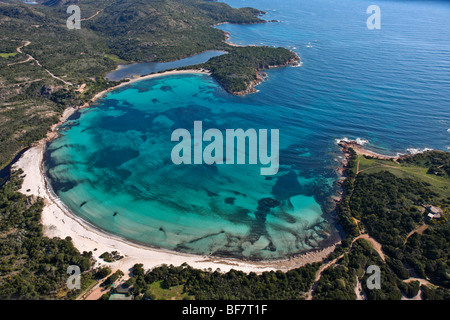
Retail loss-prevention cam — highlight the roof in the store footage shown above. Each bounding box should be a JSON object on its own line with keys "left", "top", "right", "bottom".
{"left": 429, "top": 206, "right": 443, "bottom": 215}
{"left": 427, "top": 212, "right": 443, "bottom": 219}
{"left": 109, "top": 293, "right": 133, "bottom": 300}
{"left": 115, "top": 285, "right": 130, "bottom": 294}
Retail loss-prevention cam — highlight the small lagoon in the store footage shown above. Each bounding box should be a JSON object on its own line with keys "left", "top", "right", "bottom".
{"left": 45, "top": 0, "right": 450, "bottom": 260}
{"left": 105, "top": 50, "right": 226, "bottom": 81}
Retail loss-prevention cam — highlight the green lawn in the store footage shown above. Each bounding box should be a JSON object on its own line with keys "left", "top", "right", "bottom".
{"left": 148, "top": 280, "right": 192, "bottom": 300}
{"left": 357, "top": 156, "right": 399, "bottom": 172}
{"left": 355, "top": 155, "right": 450, "bottom": 198}
{"left": 0, "top": 52, "right": 18, "bottom": 58}
{"left": 104, "top": 54, "right": 126, "bottom": 64}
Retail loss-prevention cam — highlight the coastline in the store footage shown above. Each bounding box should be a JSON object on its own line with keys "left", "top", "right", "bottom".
{"left": 89, "top": 69, "right": 212, "bottom": 108}
{"left": 226, "top": 55, "right": 301, "bottom": 96}
{"left": 43, "top": 70, "right": 213, "bottom": 143}
{"left": 336, "top": 138, "right": 403, "bottom": 161}
{"left": 332, "top": 138, "right": 404, "bottom": 205}
{"left": 9, "top": 69, "right": 430, "bottom": 276}
{"left": 13, "top": 143, "right": 338, "bottom": 274}
{"left": 11, "top": 68, "right": 339, "bottom": 275}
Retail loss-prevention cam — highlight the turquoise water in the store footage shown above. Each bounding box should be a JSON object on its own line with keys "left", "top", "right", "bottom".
{"left": 45, "top": 0, "right": 450, "bottom": 260}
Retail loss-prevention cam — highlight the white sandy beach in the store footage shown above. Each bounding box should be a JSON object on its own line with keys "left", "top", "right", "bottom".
{"left": 88, "top": 69, "right": 212, "bottom": 106}
{"left": 12, "top": 69, "right": 338, "bottom": 275}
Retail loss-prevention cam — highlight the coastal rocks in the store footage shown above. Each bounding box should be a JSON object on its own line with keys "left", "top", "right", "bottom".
{"left": 232, "top": 78, "right": 262, "bottom": 96}
{"left": 231, "top": 55, "right": 301, "bottom": 96}
{"left": 336, "top": 137, "right": 369, "bottom": 148}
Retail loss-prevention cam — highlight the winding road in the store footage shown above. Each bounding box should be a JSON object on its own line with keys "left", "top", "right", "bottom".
{"left": 7, "top": 41, "right": 73, "bottom": 86}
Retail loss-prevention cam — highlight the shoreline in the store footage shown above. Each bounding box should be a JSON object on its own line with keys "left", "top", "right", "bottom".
{"left": 44, "top": 70, "right": 213, "bottom": 143}
{"left": 89, "top": 69, "right": 212, "bottom": 108}
{"left": 105, "top": 50, "right": 228, "bottom": 80}
{"left": 11, "top": 69, "right": 340, "bottom": 274}
{"left": 336, "top": 138, "right": 404, "bottom": 161}
{"left": 13, "top": 143, "right": 338, "bottom": 274}
{"left": 8, "top": 69, "right": 437, "bottom": 275}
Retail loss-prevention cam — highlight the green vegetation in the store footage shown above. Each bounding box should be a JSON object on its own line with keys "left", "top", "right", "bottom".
{"left": 421, "top": 284, "right": 450, "bottom": 300}
{"left": 199, "top": 46, "right": 298, "bottom": 94}
{"left": 145, "top": 280, "right": 191, "bottom": 300}
{"left": 99, "top": 251, "right": 124, "bottom": 263}
{"left": 126, "top": 262, "right": 319, "bottom": 300}
{"left": 355, "top": 152, "right": 450, "bottom": 199}
{"left": 86, "top": 0, "right": 264, "bottom": 62}
{"left": 103, "top": 54, "right": 126, "bottom": 64}
{"left": 0, "top": 0, "right": 303, "bottom": 301}
{"left": 0, "top": 170, "right": 93, "bottom": 299}
{"left": 0, "top": 0, "right": 290, "bottom": 170}
{"left": 94, "top": 267, "right": 112, "bottom": 280}
{"left": 0, "top": 52, "right": 18, "bottom": 58}
{"left": 1, "top": 0, "right": 449, "bottom": 301}
{"left": 314, "top": 239, "right": 403, "bottom": 300}
{"left": 347, "top": 152, "right": 450, "bottom": 288}
{"left": 350, "top": 171, "right": 435, "bottom": 246}
{"left": 327, "top": 148, "right": 450, "bottom": 300}
{"left": 399, "top": 280, "right": 420, "bottom": 299}
{"left": 100, "top": 270, "right": 124, "bottom": 288}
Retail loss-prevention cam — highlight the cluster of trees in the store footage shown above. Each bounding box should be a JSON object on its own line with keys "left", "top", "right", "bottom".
{"left": 86, "top": 0, "right": 264, "bottom": 62}
{"left": 100, "top": 270, "right": 124, "bottom": 288}
{"left": 350, "top": 171, "right": 434, "bottom": 247}
{"left": 125, "top": 262, "right": 320, "bottom": 300}
{"left": 332, "top": 149, "right": 450, "bottom": 299}
{"left": 401, "top": 226, "right": 449, "bottom": 287}
{"left": 398, "top": 151, "right": 450, "bottom": 177}
{"left": 0, "top": 171, "right": 94, "bottom": 299}
{"left": 94, "top": 267, "right": 112, "bottom": 280}
{"left": 335, "top": 148, "right": 360, "bottom": 239}
{"left": 314, "top": 239, "right": 404, "bottom": 300}
{"left": 399, "top": 150, "right": 450, "bottom": 178}
{"left": 0, "top": 0, "right": 284, "bottom": 170}
{"left": 99, "top": 251, "right": 124, "bottom": 263}
{"left": 347, "top": 170, "right": 449, "bottom": 288}
{"left": 399, "top": 150, "right": 450, "bottom": 168}
{"left": 200, "top": 46, "right": 298, "bottom": 94}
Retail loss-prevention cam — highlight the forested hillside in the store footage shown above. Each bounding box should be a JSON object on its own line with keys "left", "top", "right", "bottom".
{"left": 327, "top": 148, "right": 450, "bottom": 299}
{"left": 0, "top": 170, "right": 93, "bottom": 299}
{"left": 0, "top": 0, "right": 276, "bottom": 169}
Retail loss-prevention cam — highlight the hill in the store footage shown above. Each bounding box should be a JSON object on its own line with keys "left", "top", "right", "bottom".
{"left": 0, "top": 0, "right": 291, "bottom": 169}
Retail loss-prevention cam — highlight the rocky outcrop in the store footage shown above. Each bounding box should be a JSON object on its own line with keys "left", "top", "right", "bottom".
{"left": 230, "top": 54, "right": 301, "bottom": 96}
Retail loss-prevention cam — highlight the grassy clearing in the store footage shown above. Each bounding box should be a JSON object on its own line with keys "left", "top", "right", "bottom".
{"left": 0, "top": 52, "right": 18, "bottom": 58}
{"left": 104, "top": 54, "right": 126, "bottom": 64}
{"left": 355, "top": 155, "right": 450, "bottom": 199}
{"left": 148, "top": 280, "right": 191, "bottom": 300}
{"left": 357, "top": 156, "right": 399, "bottom": 172}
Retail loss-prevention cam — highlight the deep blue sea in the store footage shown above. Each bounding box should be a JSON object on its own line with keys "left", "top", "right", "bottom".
{"left": 45, "top": 0, "right": 450, "bottom": 260}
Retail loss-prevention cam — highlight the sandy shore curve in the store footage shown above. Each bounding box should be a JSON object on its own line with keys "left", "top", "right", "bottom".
{"left": 12, "top": 70, "right": 339, "bottom": 275}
